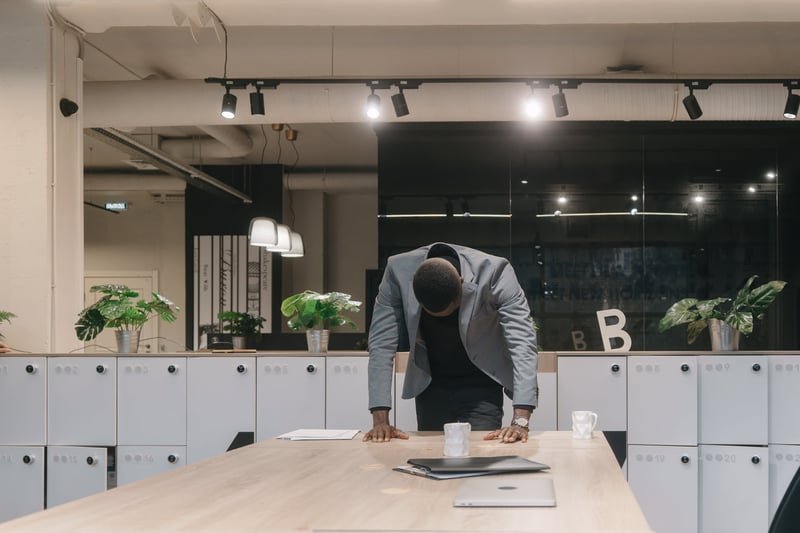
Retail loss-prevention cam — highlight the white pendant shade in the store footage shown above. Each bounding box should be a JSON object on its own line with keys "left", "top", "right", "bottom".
{"left": 282, "top": 231, "right": 305, "bottom": 257}
{"left": 249, "top": 217, "right": 278, "bottom": 247}
{"left": 268, "top": 224, "right": 292, "bottom": 252}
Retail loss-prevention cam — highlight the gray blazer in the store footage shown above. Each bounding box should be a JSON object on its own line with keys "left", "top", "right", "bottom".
{"left": 367, "top": 243, "right": 538, "bottom": 411}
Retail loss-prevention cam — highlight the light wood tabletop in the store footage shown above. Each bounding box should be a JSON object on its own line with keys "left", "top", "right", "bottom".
{"left": 0, "top": 431, "right": 652, "bottom": 532}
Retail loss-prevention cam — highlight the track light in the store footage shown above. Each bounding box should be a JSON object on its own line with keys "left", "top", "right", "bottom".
{"left": 59, "top": 98, "right": 79, "bottom": 117}
{"left": 783, "top": 89, "right": 799, "bottom": 119}
{"left": 366, "top": 88, "right": 381, "bottom": 119}
{"left": 683, "top": 88, "right": 703, "bottom": 120}
{"left": 524, "top": 89, "right": 543, "bottom": 119}
{"left": 221, "top": 88, "right": 237, "bottom": 119}
{"left": 552, "top": 87, "right": 568, "bottom": 118}
{"left": 391, "top": 88, "right": 409, "bottom": 117}
{"left": 249, "top": 88, "right": 265, "bottom": 115}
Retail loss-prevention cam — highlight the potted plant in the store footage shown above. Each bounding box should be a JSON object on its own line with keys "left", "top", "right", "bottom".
{"left": 0, "top": 311, "right": 15, "bottom": 347}
{"left": 658, "top": 275, "right": 787, "bottom": 350}
{"left": 75, "top": 284, "right": 180, "bottom": 353}
{"left": 280, "top": 291, "right": 361, "bottom": 352}
{"left": 217, "top": 311, "right": 265, "bottom": 350}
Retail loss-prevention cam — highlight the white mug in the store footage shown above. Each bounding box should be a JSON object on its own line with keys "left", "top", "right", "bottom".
{"left": 571, "top": 410, "right": 598, "bottom": 439}
{"left": 443, "top": 422, "right": 471, "bottom": 457}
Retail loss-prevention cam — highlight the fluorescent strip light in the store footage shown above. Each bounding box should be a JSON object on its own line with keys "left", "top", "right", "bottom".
{"left": 536, "top": 211, "right": 688, "bottom": 218}
{"left": 452, "top": 213, "right": 512, "bottom": 218}
{"left": 378, "top": 214, "right": 448, "bottom": 218}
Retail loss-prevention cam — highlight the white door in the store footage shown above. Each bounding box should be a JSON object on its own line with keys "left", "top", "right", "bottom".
{"left": 628, "top": 356, "right": 697, "bottom": 446}
{"left": 557, "top": 356, "right": 627, "bottom": 431}
{"left": 0, "top": 446, "right": 44, "bottom": 522}
{"left": 186, "top": 357, "right": 255, "bottom": 464}
{"left": 628, "top": 445, "right": 698, "bottom": 533}
{"left": 0, "top": 357, "right": 46, "bottom": 445}
{"left": 118, "top": 357, "right": 187, "bottom": 445}
{"left": 326, "top": 356, "right": 371, "bottom": 430}
{"left": 769, "top": 445, "right": 800, "bottom": 523}
{"left": 46, "top": 446, "right": 108, "bottom": 508}
{"left": 83, "top": 272, "right": 157, "bottom": 353}
{"left": 699, "top": 444, "right": 769, "bottom": 533}
{"left": 769, "top": 356, "right": 800, "bottom": 444}
{"left": 117, "top": 446, "right": 186, "bottom": 486}
{"left": 256, "top": 356, "right": 325, "bottom": 440}
{"left": 47, "top": 357, "right": 116, "bottom": 446}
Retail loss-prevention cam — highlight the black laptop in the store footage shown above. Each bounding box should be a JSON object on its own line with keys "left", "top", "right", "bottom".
{"left": 407, "top": 455, "right": 549, "bottom": 473}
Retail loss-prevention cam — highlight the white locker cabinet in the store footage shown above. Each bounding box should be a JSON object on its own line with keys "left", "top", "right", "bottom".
{"left": 0, "top": 357, "right": 46, "bottom": 445}
{"left": 186, "top": 357, "right": 255, "bottom": 464}
{"left": 698, "top": 355, "right": 768, "bottom": 445}
{"left": 118, "top": 357, "right": 187, "bottom": 445}
{"left": 699, "top": 444, "right": 769, "bottom": 533}
{"left": 769, "top": 356, "right": 800, "bottom": 444}
{"left": 0, "top": 446, "right": 44, "bottom": 522}
{"left": 557, "top": 356, "right": 627, "bottom": 431}
{"left": 769, "top": 445, "right": 800, "bottom": 523}
{"left": 47, "top": 357, "right": 116, "bottom": 446}
{"left": 628, "top": 356, "right": 698, "bottom": 446}
{"left": 117, "top": 445, "right": 186, "bottom": 486}
{"left": 628, "top": 445, "right": 698, "bottom": 533}
{"left": 326, "top": 356, "right": 370, "bottom": 430}
{"left": 256, "top": 356, "right": 325, "bottom": 440}
{"left": 46, "top": 446, "right": 108, "bottom": 508}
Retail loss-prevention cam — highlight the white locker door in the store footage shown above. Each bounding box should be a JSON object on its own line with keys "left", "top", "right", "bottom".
{"left": 46, "top": 446, "right": 108, "bottom": 508}
{"left": 0, "top": 357, "right": 46, "bottom": 445}
{"left": 699, "top": 356, "right": 768, "bottom": 445}
{"left": 0, "top": 446, "right": 44, "bottom": 522}
{"left": 47, "top": 357, "right": 116, "bottom": 446}
{"left": 186, "top": 357, "right": 255, "bottom": 464}
{"left": 501, "top": 372, "right": 557, "bottom": 430}
{"left": 256, "top": 357, "right": 325, "bottom": 440}
{"left": 769, "top": 445, "right": 800, "bottom": 523}
{"left": 117, "top": 446, "right": 186, "bottom": 486}
{"left": 628, "top": 445, "right": 698, "bottom": 533}
{"left": 769, "top": 356, "right": 800, "bottom": 444}
{"left": 699, "top": 444, "right": 769, "bottom": 533}
{"left": 326, "top": 357, "right": 371, "bottom": 430}
{"left": 557, "top": 356, "right": 627, "bottom": 431}
{"left": 118, "top": 357, "right": 187, "bottom": 445}
{"left": 394, "top": 372, "right": 417, "bottom": 432}
{"left": 628, "top": 356, "right": 697, "bottom": 446}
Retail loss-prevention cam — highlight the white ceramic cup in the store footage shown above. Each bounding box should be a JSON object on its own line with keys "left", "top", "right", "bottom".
{"left": 571, "top": 410, "right": 598, "bottom": 439}
{"left": 443, "top": 422, "right": 471, "bottom": 457}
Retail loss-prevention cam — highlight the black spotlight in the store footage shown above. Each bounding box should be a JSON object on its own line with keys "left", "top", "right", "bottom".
{"left": 784, "top": 90, "right": 800, "bottom": 119}
{"left": 683, "top": 88, "right": 703, "bottom": 120}
{"left": 249, "top": 89, "right": 265, "bottom": 116}
{"left": 221, "top": 88, "right": 237, "bottom": 119}
{"left": 552, "top": 88, "right": 568, "bottom": 118}
{"left": 59, "top": 98, "right": 79, "bottom": 117}
{"left": 391, "top": 88, "right": 409, "bottom": 117}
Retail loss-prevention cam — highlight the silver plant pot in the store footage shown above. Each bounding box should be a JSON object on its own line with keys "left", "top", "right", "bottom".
{"left": 708, "top": 319, "right": 740, "bottom": 351}
{"left": 115, "top": 329, "right": 141, "bottom": 354}
{"left": 306, "top": 329, "right": 330, "bottom": 353}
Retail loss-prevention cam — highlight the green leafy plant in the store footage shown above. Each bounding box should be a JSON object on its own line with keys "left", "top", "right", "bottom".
{"left": 280, "top": 291, "right": 361, "bottom": 331}
{"left": 658, "top": 275, "right": 787, "bottom": 344}
{"left": 75, "top": 284, "right": 179, "bottom": 342}
{"left": 0, "top": 311, "right": 16, "bottom": 340}
{"left": 217, "top": 311, "right": 265, "bottom": 337}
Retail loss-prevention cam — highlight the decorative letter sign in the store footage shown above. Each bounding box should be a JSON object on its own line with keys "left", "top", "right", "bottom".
{"left": 596, "top": 309, "right": 632, "bottom": 352}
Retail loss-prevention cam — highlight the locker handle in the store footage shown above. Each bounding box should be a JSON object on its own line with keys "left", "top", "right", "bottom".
{"left": 751, "top": 456, "right": 761, "bottom": 464}
{"left": 25, "top": 364, "right": 37, "bottom": 374}
{"left": 167, "top": 364, "right": 178, "bottom": 374}
{"left": 680, "top": 364, "right": 690, "bottom": 372}
{"left": 752, "top": 363, "right": 761, "bottom": 372}
{"left": 96, "top": 364, "right": 106, "bottom": 374}
{"left": 22, "top": 455, "right": 34, "bottom": 464}
{"left": 168, "top": 454, "right": 178, "bottom": 464}
{"left": 680, "top": 455, "right": 690, "bottom": 464}
{"left": 306, "top": 364, "right": 316, "bottom": 373}
{"left": 611, "top": 364, "right": 620, "bottom": 373}
{"left": 236, "top": 364, "right": 247, "bottom": 374}
{"left": 86, "top": 456, "right": 98, "bottom": 466}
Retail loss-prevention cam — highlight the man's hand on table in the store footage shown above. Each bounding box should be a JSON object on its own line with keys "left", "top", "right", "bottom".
{"left": 363, "top": 408, "right": 409, "bottom": 442}
{"left": 484, "top": 424, "right": 529, "bottom": 443}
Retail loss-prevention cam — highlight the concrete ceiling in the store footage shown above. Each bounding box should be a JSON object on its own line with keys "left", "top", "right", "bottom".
{"left": 51, "top": 1, "right": 800, "bottom": 177}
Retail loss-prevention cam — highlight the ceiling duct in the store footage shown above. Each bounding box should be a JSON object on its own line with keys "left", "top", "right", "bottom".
{"left": 85, "top": 127, "right": 252, "bottom": 204}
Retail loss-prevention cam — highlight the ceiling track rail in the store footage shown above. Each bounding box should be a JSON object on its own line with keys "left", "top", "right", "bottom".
{"left": 86, "top": 127, "right": 252, "bottom": 204}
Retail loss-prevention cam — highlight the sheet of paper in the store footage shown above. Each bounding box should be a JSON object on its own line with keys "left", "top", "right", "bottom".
{"left": 275, "top": 429, "right": 360, "bottom": 441}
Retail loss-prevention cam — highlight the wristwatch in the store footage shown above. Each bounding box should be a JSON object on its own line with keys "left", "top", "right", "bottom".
{"left": 511, "top": 417, "right": 530, "bottom": 429}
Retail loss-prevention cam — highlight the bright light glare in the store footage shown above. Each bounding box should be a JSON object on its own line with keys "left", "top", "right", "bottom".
{"left": 524, "top": 94, "right": 543, "bottom": 119}
{"left": 694, "top": 195, "right": 704, "bottom": 203}
{"left": 557, "top": 196, "right": 567, "bottom": 204}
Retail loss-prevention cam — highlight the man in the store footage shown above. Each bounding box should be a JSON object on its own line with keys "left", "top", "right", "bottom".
{"left": 364, "top": 243, "right": 538, "bottom": 444}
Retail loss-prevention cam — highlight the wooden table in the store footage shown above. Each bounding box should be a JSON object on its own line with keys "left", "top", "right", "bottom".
{"left": 0, "top": 431, "right": 652, "bottom": 532}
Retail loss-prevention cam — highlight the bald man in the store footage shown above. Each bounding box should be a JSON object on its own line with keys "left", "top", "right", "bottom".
{"left": 364, "top": 243, "right": 538, "bottom": 444}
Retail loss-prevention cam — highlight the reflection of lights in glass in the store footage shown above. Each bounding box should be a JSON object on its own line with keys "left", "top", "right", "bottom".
{"left": 748, "top": 185, "right": 757, "bottom": 193}
{"left": 554, "top": 210, "right": 562, "bottom": 216}
{"left": 557, "top": 196, "right": 567, "bottom": 204}
{"left": 630, "top": 208, "right": 638, "bottom": 215}
{"left": 631, "top": 195, "right": 638, "bottom": 201}
{"left": 521, "top": 180, "right": 528, "bottom": 185}
{"left": 694, "top": 195, "right": 704, "bottom": 203}
{"left": 766, "top": 171, "right": 776, "bottom": 179}
{"left": 536, "top": 211, "right": 687, "bottom": 218}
